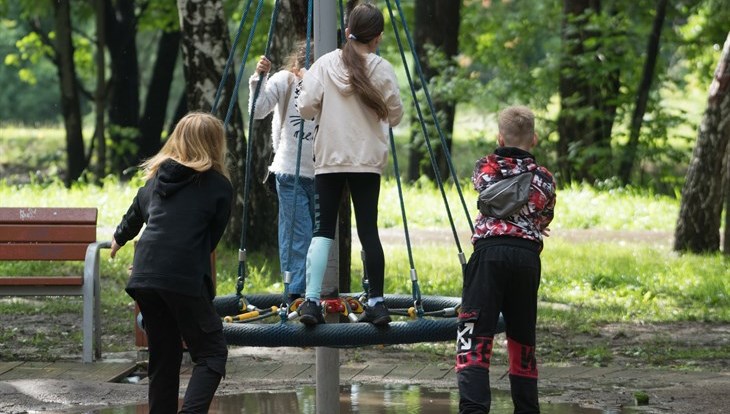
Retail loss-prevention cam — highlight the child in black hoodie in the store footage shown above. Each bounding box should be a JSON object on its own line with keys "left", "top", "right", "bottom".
{"left": 111, "top": 112, "right": 233, "bottom": 414}
{"left": 456, "top": 106, "right": 556, "bottom": 414}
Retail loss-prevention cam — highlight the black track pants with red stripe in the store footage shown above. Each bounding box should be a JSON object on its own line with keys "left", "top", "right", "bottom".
{"left": 456, "top": 237, "right": 541, "bottom": 414}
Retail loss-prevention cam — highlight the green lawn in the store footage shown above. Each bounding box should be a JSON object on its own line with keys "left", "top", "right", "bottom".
{"left": 1, "top": 126, "right": 728, "bottom": 365}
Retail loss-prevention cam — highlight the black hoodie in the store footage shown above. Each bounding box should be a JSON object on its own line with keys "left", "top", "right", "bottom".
{"left": 114, "top": 159, "right": 233, "bottom": 298}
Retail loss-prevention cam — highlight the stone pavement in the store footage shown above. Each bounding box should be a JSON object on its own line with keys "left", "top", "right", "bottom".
{"left": 1, "top": 346, "right": 730, "bottom": 413}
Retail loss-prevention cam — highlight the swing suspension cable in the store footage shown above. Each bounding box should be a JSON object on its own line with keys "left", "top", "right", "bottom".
{"left": 233, "top": 0, "right": 283, "bottom": 297}
{"left": 388, "top": 127, "right": 424, "bottom": 316}
{"left": 384, "top": 0, "right": 467, "bottom": 265}
{"left": 387, "top": 0, "right": 474, "bottom": 236}
{"left": 211, "top": 0, "right": 255, "bottom": 115}
{"left": 223, "top": 0, "right": 266, "bottom": 129}
{"left": 281, "top": 0, "right": 314, "bottom": 310}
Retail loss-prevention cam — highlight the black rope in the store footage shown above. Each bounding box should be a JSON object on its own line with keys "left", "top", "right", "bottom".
{"left": 235, "top": 0, "right": 283, "bottom": 297}
{"left": 384, "top": 0, "right": 466, "bottom": 261}
{"left": 391, "top": 0, "right": 474, "bottom": 236}
{"left": 211, "top": 0, "right": 255, "bottom": 114}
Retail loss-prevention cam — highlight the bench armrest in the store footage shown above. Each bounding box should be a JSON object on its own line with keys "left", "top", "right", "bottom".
{"left": 82, "top": 241, "right": 112, "bottom": 363}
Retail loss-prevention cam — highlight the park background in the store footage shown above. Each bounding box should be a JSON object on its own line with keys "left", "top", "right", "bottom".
{"left": 0, "top": 0, "right": 729, "bottom": 371}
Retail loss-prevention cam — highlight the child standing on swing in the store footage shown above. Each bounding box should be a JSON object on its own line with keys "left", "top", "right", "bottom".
{"left": 296, "top": 2, "right": 403, "bottom": 325}
{"left": 249, "top": 42, "right": 316, "bottom": 303}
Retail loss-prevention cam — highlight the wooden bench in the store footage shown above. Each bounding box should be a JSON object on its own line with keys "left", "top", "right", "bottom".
{"left": 0, "top": 207, "right": 111, "bottom": 363}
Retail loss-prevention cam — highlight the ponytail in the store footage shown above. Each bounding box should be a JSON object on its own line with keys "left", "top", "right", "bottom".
{"left": 342, "top": 3, "right": 388, "bottom": 120}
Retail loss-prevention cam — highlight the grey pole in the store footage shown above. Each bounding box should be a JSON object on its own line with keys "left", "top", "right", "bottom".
{"left": 313, "top": 1, "right": 340, "bottom": 414}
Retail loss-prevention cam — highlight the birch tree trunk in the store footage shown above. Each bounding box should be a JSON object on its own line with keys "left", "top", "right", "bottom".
{"left": 177, "top": 0, "right": 275, "bottom": 250}
{"left": 674, "top": 32, "right": 730, "bottom": 253}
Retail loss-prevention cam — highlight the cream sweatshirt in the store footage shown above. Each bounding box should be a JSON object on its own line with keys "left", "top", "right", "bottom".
{"left": 297, "top": 49, "right": 403, "bottom": 175}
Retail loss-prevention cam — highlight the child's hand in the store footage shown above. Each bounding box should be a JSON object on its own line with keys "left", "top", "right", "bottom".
{"left": 541, "top": 227, "right": 551, "bottom": 237}
{"left": 110, "top": 237, "right": 122, "bottom": 258}
{"left": 256, "top": 56, "right": 271, "bottom": 75}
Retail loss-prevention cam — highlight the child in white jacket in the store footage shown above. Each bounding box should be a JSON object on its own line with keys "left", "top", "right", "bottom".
{"left": 248, "top": 44, "right": 316, "bottom": 302}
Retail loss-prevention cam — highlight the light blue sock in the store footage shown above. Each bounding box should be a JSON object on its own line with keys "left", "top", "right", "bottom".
{"left": 368, "top": 296, "right": 384, "bottom": 307}
{"left": 305, "top": 236, "right": 333, "bottom": 301}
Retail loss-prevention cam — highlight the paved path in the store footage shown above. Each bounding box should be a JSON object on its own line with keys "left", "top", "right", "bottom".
{"left": 2, "top": 346, "right": 730, "bottom": 413}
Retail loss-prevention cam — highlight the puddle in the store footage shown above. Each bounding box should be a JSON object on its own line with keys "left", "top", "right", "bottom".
{"left": 74, "top": 383, "right": 632, "bottom": 413}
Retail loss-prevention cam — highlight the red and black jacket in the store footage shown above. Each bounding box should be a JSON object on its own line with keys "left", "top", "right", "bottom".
{"left": 471, "top": 147, "right": 556, "bottom": 249}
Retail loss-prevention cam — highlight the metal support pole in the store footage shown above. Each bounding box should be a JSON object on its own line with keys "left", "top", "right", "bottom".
{"left": 314, "top": 1, "right": 339, "bottom": 413}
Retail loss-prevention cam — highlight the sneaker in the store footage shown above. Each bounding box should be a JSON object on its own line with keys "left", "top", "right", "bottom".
{"left": 359, "top": 301, "right": 391, "bottom": 326}
{"left": 298, "top": 299, "right": 325, "bottom": 325}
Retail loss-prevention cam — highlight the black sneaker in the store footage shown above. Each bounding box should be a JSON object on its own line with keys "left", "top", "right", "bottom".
{"left": 359, "top": 302, "right": 391, "bottom": 326}
{"left": 298, "top": 299, "right": 325, "bottom": 325}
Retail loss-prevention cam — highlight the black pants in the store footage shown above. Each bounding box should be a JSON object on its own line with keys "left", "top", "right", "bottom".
{"left": 456, "top": 237, "right": 541, "bottom": 414}
{"left": 314, "top": 172, "right": 385, "bottom": 297}
{"left": 134, "top": 288, "right": 228, "bottom": 414}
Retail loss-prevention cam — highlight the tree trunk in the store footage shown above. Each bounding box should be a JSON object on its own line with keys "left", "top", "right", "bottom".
{"left": 94, "top": 0, "right": 106, "bottom": 181}
{"left": 169, "top": 91, "right": 188, "bottom": 135}
{"left": 619, "top": 0, "right": 668, "bottom": 184}
{"left": 53, "top": 0, "right": 85, "bottom": 187}
{"left": 674, "top": 32, "right": 730, "bottom": 253}
{"left": 139, "top": 30, "right": 181, "bottom": 160}
{"left": 177, "top": 0, "right": 277, "bottom": 251}
{"left": 406, "top": 0, "right": 461, "bottom": 182}
{"left": 105, "top": 0, "right": 140, "bottom": 176}
{"left": 557, "top": 0, "right": 619, "bottom": 183}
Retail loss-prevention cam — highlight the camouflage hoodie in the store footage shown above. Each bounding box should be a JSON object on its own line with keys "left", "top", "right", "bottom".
{"left": 471, "top": 147, "right": 556, "bottom": 248}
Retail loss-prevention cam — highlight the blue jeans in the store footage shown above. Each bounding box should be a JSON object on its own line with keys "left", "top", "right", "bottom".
{"left": 276, "top": 173, "right": 315, "bottom": 296}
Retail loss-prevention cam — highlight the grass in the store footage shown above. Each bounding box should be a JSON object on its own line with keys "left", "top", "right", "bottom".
{"left": 1, "top": 176, "right": 724, "bottom": 323}
{"left": 1, "top": 126, "right": 728, "bottom": 366}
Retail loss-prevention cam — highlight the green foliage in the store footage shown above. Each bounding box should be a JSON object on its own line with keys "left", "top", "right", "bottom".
{"left": 0, "top": 20, "right": 60, "bottom": 122}
{"left": 138, "top": 0, "right": 181, "bottom": 32}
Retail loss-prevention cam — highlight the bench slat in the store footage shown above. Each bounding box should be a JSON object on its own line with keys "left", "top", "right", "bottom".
{"left": 0, "top": 244, "right": 89, "bottom": 261}
{"left": 0, "top": 208, "right": 97, "bottom": 225}
{"left": 0, "top": 276, "right": 83, "bottom": 286}
{"left": 0, "top": 285, "right": 83, "bottom": 296}
{"left": 0, "top": 224, "right": 96, "bottom": 243}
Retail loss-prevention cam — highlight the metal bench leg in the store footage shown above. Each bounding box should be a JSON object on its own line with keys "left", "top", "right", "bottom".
{"left": 83, "top": 241, "right": 112, "bottom": 363}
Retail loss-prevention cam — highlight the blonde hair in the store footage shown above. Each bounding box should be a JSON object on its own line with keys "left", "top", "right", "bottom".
{"left": 341, "top": 3, "right": 388, "bottom": 120}
{"left": 286, "top": 40, "right": 310, "bottom": 73}
{"left": 141, "top": 112, "right": 229, "bottom": 180}
{"left": 498, "top": 106, "right": 535, "bottom": 147}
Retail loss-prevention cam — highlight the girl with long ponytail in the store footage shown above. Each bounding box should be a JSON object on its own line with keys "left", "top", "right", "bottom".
{"left": 297, "top": 2, "right": 403, "bottom": 326}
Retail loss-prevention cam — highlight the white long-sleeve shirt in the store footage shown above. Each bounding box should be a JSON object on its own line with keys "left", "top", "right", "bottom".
{"left": 248, "top": 70, "right": 315, "bottom": 178}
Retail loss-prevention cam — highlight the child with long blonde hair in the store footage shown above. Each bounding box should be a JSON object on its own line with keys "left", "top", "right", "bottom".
{"left": 111, "top": 112, "right": 233, "bottom": 414}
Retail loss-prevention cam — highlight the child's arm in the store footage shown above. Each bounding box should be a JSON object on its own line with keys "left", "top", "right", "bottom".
{"left": 472, "top": 156, "right": 498, "bottom": 192}
{"left": 209, "top": 183, "right": 233, "bottom": 252}
{"left": 382, "top": 61, "right": 404, "bottom": 127}
{"left": 248, "top": 58, "right": 288, "bottom": 120}
{"left": 111, "top": 187, "right": 146, "bottom": 255}
{"left": 536, "top": 174, "right": 557, "bottom": 232}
